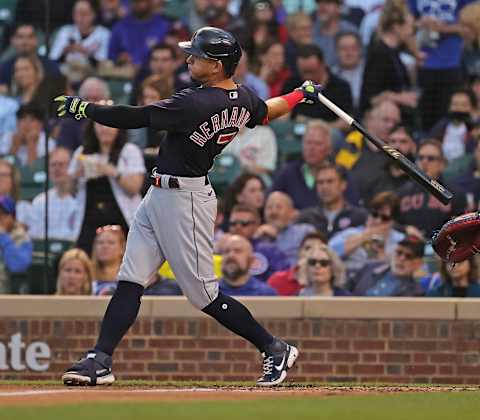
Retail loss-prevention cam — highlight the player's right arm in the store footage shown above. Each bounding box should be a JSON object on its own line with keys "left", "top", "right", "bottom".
{"left": 264, "top": 81, "right": 323, "bottom": 122}
{"left": 54, "top": 95, "right": 153, "bottom": 129}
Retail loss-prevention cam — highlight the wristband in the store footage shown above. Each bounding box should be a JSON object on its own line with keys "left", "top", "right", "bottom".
{"left": 280, "top": 91, "right": 304, "bottom": 110}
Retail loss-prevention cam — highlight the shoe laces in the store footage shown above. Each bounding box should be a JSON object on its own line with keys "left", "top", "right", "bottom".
{"left": 262, "top": 353, "right": 274, "bottom": 376}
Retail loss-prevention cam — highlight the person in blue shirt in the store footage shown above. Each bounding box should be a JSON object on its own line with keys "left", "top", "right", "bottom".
{"left": 426, "top": 257, "right": 480, "bottom": 297}
{"left": 219, "top": 235, "right": 277, "bottom": 296}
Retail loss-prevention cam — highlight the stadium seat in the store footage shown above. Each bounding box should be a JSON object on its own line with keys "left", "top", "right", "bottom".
{"left": 19, "top": 158, "right": 51, "bottom": 201}
{"left": 208, "top": 153, "right": 242, "bottom": 196}
{"left": 27, "top": 239, "right": 75, "bottom": 294}
{"left": 270, "top": 119, "right": 302, "bottom": 163}
{"left": 106, "top": 79, "right": 133, "bottom": 104}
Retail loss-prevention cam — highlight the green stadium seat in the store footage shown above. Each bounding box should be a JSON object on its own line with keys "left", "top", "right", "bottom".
{"left": 269, "top": 119, "right": 302, "bottom": 164}
{"left": 107, "top": 79, "right": 133, "bottom": 104}
{"left": 208, "top": 153, "right": 242, "bottom": 196}
{"left": 19, "top": 158, "right": 51, "bottom": 201}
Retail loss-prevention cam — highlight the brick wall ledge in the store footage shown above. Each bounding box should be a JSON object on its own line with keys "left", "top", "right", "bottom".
{"left": 1, "top": 296, "right": 478, "bottom": 320}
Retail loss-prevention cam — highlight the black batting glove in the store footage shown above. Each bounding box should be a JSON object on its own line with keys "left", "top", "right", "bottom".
{"left": 298, "top": 80, "right": 323, "bottom": 104}
{"left": 54, "top": 95, "right": 90, "bottom": 120}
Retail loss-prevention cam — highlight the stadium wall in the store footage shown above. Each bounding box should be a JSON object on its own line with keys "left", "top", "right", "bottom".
{"left": 0, "top": 297, "right": 479, "bottom": 384}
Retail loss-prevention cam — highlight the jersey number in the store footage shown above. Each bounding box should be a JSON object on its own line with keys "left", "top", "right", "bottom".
{"left": 217, "top": 132, "right": 238, "bottom": 145}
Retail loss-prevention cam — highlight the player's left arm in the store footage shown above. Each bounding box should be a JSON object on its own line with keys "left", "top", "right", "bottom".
{"left": 264, "top": 81, "right": 322, "bottom": 122}
{"left": 54, "top": 95, "right": 152, "bottom": 129}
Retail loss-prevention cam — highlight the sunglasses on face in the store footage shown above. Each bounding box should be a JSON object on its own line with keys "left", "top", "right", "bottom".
{"left": 395, "top": 249, "right": 415, "bottom": 260}
{"left": 417, "top": 154, "right": 440, "bottom": 162}
{"left": 370, "top": 211, "right": 392, "bottom": 222}
{"left": 230, "top": 220, "right": 255, "bottom": 227}
{"left": 307, "top": 258, "right": 331, "bottom": 267}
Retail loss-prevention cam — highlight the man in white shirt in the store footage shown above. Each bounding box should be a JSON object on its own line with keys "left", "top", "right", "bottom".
{"left": 26, "top": 147, "right": 80, "bottom": 241}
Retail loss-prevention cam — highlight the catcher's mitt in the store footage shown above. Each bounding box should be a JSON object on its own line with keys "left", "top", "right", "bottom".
{"left": 431, "top": 212, "right": 480, "bottom": 263}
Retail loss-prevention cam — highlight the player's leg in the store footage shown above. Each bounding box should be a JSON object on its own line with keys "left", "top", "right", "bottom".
{"left": 62, "top": 189, "right": 166, "bottom": 386}
{"left": 151, "top": 185, "right": 298, "bottom": 386}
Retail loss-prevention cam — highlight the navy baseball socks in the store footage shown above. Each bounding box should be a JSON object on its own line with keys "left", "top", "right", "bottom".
{"left": 62, "top": 281, "right": 143, "bottom": 386}
{"left": 62, "top": 285, "right": 298, "bottom": 386}
{"left": 202, "top": 292, "right": 299, "bottom": 386}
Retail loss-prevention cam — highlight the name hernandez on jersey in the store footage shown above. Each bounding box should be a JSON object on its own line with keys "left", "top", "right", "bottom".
{"left": 189, "top": 106, "right": 251, "bottom": 147}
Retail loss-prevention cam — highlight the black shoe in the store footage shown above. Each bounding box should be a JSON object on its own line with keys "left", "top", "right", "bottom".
{"left": 62, "top": 350, "right": 115, "bottom": 386}
{"left": 257, "top": 338, "right": 299, "bottom": 386}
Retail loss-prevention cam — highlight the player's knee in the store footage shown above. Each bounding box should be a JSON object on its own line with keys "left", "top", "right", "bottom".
{"left": 184, "top": 279, "right": 219, "bottom": 310}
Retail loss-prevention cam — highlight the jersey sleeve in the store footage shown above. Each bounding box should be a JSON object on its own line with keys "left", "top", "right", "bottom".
{"left": 245, "top": 89, "right": 268, "bottom": 129}
{"left": 147, "top": 89, "right": 193, "bottom": 131}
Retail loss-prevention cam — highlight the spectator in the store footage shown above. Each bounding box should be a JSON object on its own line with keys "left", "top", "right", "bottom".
{"left": 228, "top": 204, "right": 288, "bottom": 282}
{"left": 98, "top": 0, "right": 128, "bottom": 28}
{"left": 56, "top": 77, "right": 112, "bottom": 153}
{"left": 131, "top": 42, "right": 192, "bottom": 105}
{"left": 223, "top": 124, "right": 278, "bottom": 177}
{"left": 359, "top": 0, "right": 418, "bottom": 116}
{"left": 312, "top": 0, "right": 359, "bottom": 67}
{"left": 0, "top": 159, "right": 20, "bottom": 200}
{"left": 0, "top": 195, "right": 32, "bottom": 293}
{"left": 270, "top": 119, "right": 332, "bottom": 210}
{"left": 459, "top": 2, "right": 480, "bottom": 79}
{"left": 233, "top": 50, "right": 269, "bottom": 101}
{"left": 350, "top": 235, "right": 425, "bottom": 296}
{"left": 329, "top": 191, "right": 405, "bottom": 275}
{"left": 244, "top": 0, "right": 288, "bottom": 62}
{"left": 91, "top": 224, "right": 126, "bottom": 295}
{"left": 0, "top": 95, "right": 19, "bottom": 139}
{"left": 331, "top": 31, "right": 365, "bottom": 114}
{"left": 429, "top": 88, "right": 476, "bottom": 162}
{"left": 255, "top": 191, "right": 315, "bottom": 265}
{"left": 26, "top": 147, "right": 80, "bottom": 241}
{"left": 362, "top": 124, "right": 417, "bottom": 203}
{"left": 298, "top": 243, "right": 350, "bottom": 296}
{"left": 297, "top": 161, "right": 367, "bottom": 239}
{"left": 108, "top": 0, "right": 172, "bottom": 68}
{"left": 426, "top": 257, "right": 480, "bottom": 297}
{"left": 70, "top": 121, "right": 146, "bottom": 254}
{"left": 0, "top": 23, "right": 60, "bottom": 93}
{"left": 409, "top": 0, "right": 472, "bottom": 131}
{"left": 218, "top": 234, "right": 277, "bottom": 296}
{"left": 56, "top": 248, "right": 93, "bottom": 295}
{"left": 257, "top": 43, "right": 291, "bottom": 98}
{"left": 268, "top": 231, "right": 327, "bottom": 295}
{"left": 224, "top": 173, "right": 266, "bottom": 225}
{"left": 397, "top": 139, "right": 467, "bottom": 236}
{"left": 0, "top": 104, "right": 55, "bottom": 167}
{"left": 455, "top": 134, "right": 480, "bottom": 211}
{"left": 336, "top": 99, "right": 401, "bottom": 205}
{"left": 49, "top": 0, "right": 111, "bottom": 84}
{"left": 284, "top": 12, "right": 314, "bottom": 75}
{"left": 282, "top": 44, "right": 353, "bottom": 132}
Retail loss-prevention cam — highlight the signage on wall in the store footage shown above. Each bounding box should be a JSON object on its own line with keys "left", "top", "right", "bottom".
{"left": 0, "top": 333, "right": 51, "bottom": 372}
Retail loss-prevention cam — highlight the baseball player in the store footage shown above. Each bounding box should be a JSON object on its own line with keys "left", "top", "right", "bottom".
{"left": 55, "top": 27, "right": 322, "bottom": 387}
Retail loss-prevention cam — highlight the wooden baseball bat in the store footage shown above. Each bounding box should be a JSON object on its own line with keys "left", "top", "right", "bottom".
{"left": 317, "top": 92, "right": 453, "bottom": 205}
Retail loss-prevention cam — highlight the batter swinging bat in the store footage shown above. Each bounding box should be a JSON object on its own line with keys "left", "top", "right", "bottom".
{"left": 316, "top": 92, "right": 453, "bottom": 205}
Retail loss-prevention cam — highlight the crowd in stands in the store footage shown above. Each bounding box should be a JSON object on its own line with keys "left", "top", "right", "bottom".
{"left": 1, "top": 0, "right": 480, "bottom": 298}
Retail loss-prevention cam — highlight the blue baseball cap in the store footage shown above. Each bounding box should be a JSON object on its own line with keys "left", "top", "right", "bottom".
{"left": 0, "top": 195, "right": 16, "bottom": 216}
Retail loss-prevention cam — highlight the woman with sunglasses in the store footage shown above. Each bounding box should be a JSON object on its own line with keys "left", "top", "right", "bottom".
{"left": 298, "top": 244, "right": 350, "bottom": 297}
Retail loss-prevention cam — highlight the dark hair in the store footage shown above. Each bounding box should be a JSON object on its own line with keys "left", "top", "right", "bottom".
{"left": 440, "top": 256, "right": 479, "bottom": 285}
{"left": 335, "top": 31, "right": 362, "bottom": 48}
{"left": 296, "top": 44, "right": 324, "bottom": 63}
{"left": 450, "top": 88, "right": 477, "bottom": 109}
{"left": 389, "top": 123, "right": 414, "bottom": 140}
{"left": 230, "top": 204, "right": 261, "bottom": 221}
{"left": 16, "top": 103, "right": 44, "bottom": 121}
{"left": 418, "top": 138, "right": 444, "bottom": 160}
{"left": 369, "top": 191, "right": 400, "bottom": 220}
{"left": 150, "top": 42, "right": 177, "bottom": 60}
{"left": 300, "top": 231, "right": 328, "bottom": 247}
{"left": 83, "top": 121, "right": 127, "bottom": 165}
{"left": 12, "top": 22, "right": 37, "bottom": 35}
{"left": 223, "top": 173, "right": 266, "bottom": 214}
{"left": 316, "top": 161, "right": 348, "bottom": 181}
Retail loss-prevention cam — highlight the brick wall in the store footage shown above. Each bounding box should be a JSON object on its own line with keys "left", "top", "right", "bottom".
{"left": 1, "top": 297, "right": 480, "bottom": 384}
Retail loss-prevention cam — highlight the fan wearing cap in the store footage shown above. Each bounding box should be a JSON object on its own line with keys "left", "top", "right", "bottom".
{"left": 55, "top": 27, "right": 324, "bottom": 387}
{"left": 349, "top": 235, "right": 425, "bottom": 297}
{"left": 0, "top": 195, "right": 33, "bottom": 293}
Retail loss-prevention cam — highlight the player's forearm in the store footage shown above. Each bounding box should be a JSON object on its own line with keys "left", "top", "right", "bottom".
{"left": 86, "top": 104, "right": 151, "bottom": 129}
{"left": 266, "top": 91, "right": 305, "bottom": 121}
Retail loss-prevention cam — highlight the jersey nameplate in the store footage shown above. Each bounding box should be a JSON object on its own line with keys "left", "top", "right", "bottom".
{"left": 189, "top": 106, "right": 250, "bottom": 147}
